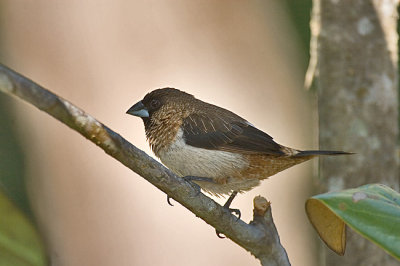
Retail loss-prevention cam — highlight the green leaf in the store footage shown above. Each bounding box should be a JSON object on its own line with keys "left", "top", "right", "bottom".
{"left": 306, "top": 184, "right": 400, "bottom": 260}
{"left": 0, "top": 189, "right": 47, "bottom": 265}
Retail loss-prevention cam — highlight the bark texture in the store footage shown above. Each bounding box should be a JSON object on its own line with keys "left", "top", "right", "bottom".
{"left": 310, "top": 0, "right": 399, "bottom": 265}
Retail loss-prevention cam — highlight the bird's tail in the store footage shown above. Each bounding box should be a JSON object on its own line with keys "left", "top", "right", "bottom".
{"left": 294, "top": 150, "right": 353, "bottom": 157}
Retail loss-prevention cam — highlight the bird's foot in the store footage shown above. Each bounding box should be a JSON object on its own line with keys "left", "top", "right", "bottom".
{"left": 166, "top": 176, "right": 215, "bottom": 206}
{"left": 216, "top": 191, "right": 240, "bottom": 238}
{"left": 182, "top": 176, "right": 202, "bottom": 194}
{"left": 216, "top": 207, "right": 241, "bottom": 238}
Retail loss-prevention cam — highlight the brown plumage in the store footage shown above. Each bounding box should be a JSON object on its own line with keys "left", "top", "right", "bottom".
{"left": 127, "top": 88, "right": 350, "bottom": 197}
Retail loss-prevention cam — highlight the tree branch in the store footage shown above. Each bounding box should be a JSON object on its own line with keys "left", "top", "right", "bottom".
{"left": 0, "top": 64, "right": 290, "bottom": 266}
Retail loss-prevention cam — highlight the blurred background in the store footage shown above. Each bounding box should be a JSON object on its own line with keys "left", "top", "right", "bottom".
{"left": 0, "top": 1, "right": 319, "bottom": 265}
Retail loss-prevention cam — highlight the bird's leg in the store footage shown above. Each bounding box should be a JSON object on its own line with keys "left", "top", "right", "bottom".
{"left": 223, "top": 191, "right": 240, "bottom": 218}
{"left": 216, "top": 191, "right": 240, "bottom": 238}
{"left": 166, "top": 176, "right": 215, "bottom": 206}
{"left": 183, "top": 176, "right": 215, "bottom": 193}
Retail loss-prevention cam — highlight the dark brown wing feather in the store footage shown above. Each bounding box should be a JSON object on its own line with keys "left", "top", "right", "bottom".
{"left": 182, "top": 113, "right": 284, "bottom": 155}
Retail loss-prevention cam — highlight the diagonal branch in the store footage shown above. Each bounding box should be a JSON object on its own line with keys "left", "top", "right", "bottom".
{"left": 0, "top": 64, "right": 290, "bottom": 266}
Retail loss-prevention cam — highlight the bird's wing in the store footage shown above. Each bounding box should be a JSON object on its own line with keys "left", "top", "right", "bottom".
{"left": 182, "top": 113, "right": 284, "bottom": 155}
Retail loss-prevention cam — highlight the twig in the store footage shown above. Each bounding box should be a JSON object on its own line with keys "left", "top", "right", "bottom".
{"left": 0, "top": 64, "right": 290, "bottom": 266}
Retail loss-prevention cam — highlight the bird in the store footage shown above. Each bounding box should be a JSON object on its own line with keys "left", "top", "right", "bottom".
{"left": 126, "top": 87, "right": 350, "bottom": 213}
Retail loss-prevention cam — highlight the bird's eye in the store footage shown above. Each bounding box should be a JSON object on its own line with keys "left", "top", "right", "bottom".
{"left": 150, "top": 99, "right": 160, "bottom": 109}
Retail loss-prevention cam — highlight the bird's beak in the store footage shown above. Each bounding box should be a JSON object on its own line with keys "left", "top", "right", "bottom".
{"left": 126, "top": 101, "right": 149, "bottom": 118}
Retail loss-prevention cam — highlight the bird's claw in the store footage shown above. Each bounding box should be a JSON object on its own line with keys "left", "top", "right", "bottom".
{"left": 216, "top": 230, "right": 225, "bottom": 238}
{"left": 183, "top": 177, "right": 202, "bottom": 196}
{"left": 167, "top": 195, "right": 174, "bottom": 206}
{"left": 166, "top": 176, "right": 209, "bottom": 206}
{"left": 215, "top": 205, "right": 242, "bottom": 238}
{"left": 215, "top": 191, "right": 241, "bottom": 238}
{"left": 228, "top": 208, "right": 241, "bottom": 220}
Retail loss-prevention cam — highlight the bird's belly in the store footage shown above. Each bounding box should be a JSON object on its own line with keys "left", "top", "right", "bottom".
{"left": 155, "top": 130, "right": 259, "bottom": 196}
{"left": 158, "top": 142, "right": 248, "bottom": 179}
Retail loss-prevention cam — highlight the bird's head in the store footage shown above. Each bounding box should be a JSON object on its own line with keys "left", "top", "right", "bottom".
{"left": 127, "top": 87, "right": 197, "bottom": 152}
{"left": 126, "top": 87, "right": 195, "bottom": 125}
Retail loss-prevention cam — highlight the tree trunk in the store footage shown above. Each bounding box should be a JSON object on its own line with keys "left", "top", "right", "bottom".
{"left": 312, "top": 0, "right": 399, "bottom": 265}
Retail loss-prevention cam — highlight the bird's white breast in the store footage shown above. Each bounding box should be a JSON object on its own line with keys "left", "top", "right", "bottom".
{"left": 157, "top": 129, "right": 248, "bottom": 179}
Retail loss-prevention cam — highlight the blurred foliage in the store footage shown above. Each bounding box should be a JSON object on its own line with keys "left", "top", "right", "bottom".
{"left": 397, "top": 4, "right": 400, "bottom": 140}
{"left": 306, "top": 184, "right": 400, "bottom": 260}
{"left": 0, "top": 2, "right": 44, "bottom": 264}
{"left": 282, "top": 0, "right": 312, "bottom": 65}
{"left": 0, "top": 188, "right": 46, "bottom": 266}
{"left": 0, "top": 93, "right": 44, "bottom": 263}
{"left": 0, "top": 93, "right": 33, "bottom": 218}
